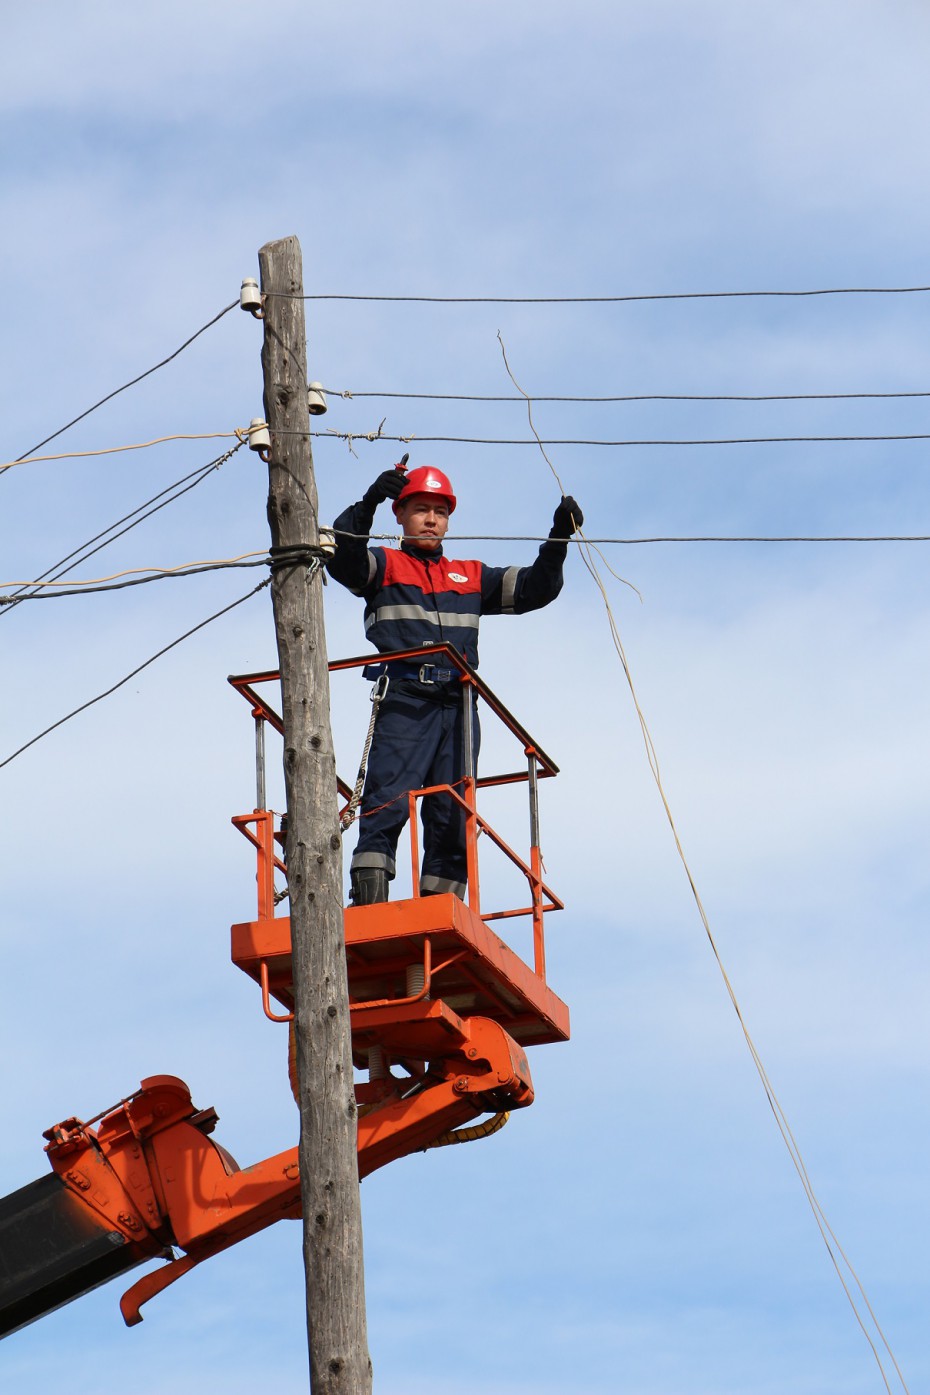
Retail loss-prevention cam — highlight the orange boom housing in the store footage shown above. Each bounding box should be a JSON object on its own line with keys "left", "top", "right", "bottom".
{"left": 0, "top": 647, "right": 569, "bottom": 1336}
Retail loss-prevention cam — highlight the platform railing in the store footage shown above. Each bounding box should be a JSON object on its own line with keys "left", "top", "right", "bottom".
{"left": 229, "top": 645, "right": 563, "bottom": 980}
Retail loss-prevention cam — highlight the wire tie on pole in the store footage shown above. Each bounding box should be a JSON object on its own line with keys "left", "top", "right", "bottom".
{"left": 326, "top": 418, "right": 387, "bottom": 457}
{"left": 267, "top": 544, "right": 328, "bottom": 573}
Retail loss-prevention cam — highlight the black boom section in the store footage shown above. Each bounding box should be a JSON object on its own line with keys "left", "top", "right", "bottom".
{"left": 0, "top": 1173, "right": 150, "bottom": 1338}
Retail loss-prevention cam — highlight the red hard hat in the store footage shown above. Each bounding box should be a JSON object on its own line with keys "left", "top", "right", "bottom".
{"left": 392, "top": 465, "right": 456, "bottom": 515}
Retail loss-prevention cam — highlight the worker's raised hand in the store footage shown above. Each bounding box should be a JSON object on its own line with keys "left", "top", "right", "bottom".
{"left": 364, "top": 469, "right": 407, "bottom": 506}
{"left": 551, "top": 495, "right": 584, "bottom": 537}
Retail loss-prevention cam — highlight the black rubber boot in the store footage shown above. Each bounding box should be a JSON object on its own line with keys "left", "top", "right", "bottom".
{"left": 350, "top": 867, "right": 389, "bottom": 906}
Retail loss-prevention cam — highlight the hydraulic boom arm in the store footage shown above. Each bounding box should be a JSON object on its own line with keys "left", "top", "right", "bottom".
{"left": 0, "top": 1009, "right": 532, "bottom": 1336}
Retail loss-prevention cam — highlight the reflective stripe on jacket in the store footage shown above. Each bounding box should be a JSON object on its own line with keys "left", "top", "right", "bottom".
{"left": 363, "top": 548, "right": 484, "bottom": 666}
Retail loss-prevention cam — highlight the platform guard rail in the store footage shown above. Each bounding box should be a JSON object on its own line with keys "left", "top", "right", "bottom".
{"left": 228, "top": 644, "right": 563, "bottom": 981}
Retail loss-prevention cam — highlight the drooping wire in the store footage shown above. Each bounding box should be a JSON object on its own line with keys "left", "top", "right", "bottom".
{"left": 271, "top": 284, "right": 930, "bottom": 303}
{"left": 0, "top": 578, "right": 269, "bottom": 771}
{"left": 2, "top": 300, "right": 239, "bottom": 476}
{"left": 495, "top": 331, "right": 910, "bottom": 1395}
{"left": 0, "top": 442, "right": 243, "bottom": 619}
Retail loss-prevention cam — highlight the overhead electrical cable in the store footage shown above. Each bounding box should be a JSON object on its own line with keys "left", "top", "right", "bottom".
{"left": 496, "top": 331, "right": 910, "bottom": 1395}
{"left": 0, "top": 553, "right": 269, "bottom": 602}
{"left": 269, "top": 284, "right": 930, "bottom": 303}
{"left": 0, "top": 442, "right": 243, "bottom": 618}
{"left": 323, "top": 386, "right": 930, "bottom": 404}
{"left": 2, "top": 299, "right": 239, "bottom": 475}
{"left": 313, "top": 430, "right": 930, "bottom": 448}
{"left": 3, "top": 430, "right": 244, "bottom": 471}
{"left": 0, "top": 579, "right": 269, "bottom": 772}
{"left": 0, "top": 548, "right": 268, "bottom": 589}
{"left": 336, "top": 529, "right": 930, "bottom": 545}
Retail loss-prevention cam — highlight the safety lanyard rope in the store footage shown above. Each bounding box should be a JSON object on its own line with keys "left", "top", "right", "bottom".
{"left": 340, "top": 673, "right": 390, "bottom": 832}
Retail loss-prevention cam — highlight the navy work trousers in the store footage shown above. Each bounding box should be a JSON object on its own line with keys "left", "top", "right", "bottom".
{"left": 350, "top": 683, "right": 480, "bottom": 898}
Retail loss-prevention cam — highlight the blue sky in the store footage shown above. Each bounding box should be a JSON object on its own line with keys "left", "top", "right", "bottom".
{"left": 2, "top": 3, "right": 929, "bottom": 1391}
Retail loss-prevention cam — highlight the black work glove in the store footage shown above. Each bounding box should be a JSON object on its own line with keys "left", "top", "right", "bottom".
{"left": 550, "top": 495, "right": 584, "bottom": 538}
{"left": 363, "top": 469, "right": 407, "bottom": 506}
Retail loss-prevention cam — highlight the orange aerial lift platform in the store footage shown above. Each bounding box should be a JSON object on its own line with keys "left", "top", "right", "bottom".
{"left": 0, "top": 646, "right": 569, "bottom": 1337}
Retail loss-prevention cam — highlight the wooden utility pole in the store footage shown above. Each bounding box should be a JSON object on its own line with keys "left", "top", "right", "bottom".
{"left": 258, "top": 235, "right": 372, "bottom": 1394}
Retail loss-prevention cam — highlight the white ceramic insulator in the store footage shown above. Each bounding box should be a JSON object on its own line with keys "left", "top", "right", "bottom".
{"left": 240, "top": 277, "right": 261, "bottom": 312}
{"left": 368, "top": 1046, "right": 387, "bottom": 1081}
{"left": 247, "top": 418, "right": 271, "bottom": 453}
{"left": 318, "top": 527, "right": 336, "bottom": 558}
{"left": 307, "top": 382, "right": 328, "bottom": 416}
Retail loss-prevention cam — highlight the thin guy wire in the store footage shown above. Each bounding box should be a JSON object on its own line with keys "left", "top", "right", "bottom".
{"left": 2, "top": 300, "right": 239, "bottom": 475}
{"left": 0, "top": 443, "right": 242, "bottom": 618}
{"left": 0, "top": 579, "right": 269, "bottom": 771}
{"left": 323, "top": 386, "right": 930, "bottom": 404}
{"left": 270, "top": 284, "right": 930, "bottom": 303}
{"left": 496, "top": 331, "right": 908, "bottom": 1395}
{"left": 313, "top": 430, "right": 930, "bottom": 448}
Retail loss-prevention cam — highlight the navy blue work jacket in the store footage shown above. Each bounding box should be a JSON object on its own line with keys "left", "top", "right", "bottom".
{"left": 327, "top": 497, "right": 567, "bottom": 667}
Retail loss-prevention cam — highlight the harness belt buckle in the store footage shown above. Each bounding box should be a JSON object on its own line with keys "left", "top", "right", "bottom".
{"left": 418, "top": 664, "right": 456, "bottom": 685}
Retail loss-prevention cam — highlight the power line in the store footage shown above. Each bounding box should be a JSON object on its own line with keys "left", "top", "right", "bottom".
{"left": 577, "top": 533, "right": 930, "bottom": 543}
{"left": 314, "top": 430, "right": 930, "bottom": 448}
{"left": 336, "top": 529, "right": 930, "bottom": 545}
{"left": 3, "top": 300, "right": 239, "bottom": 476}
{"left": 0, "top": 556, "right": 269, "bottom": 603}
{"left": 12, "top": 532, "right": 926, "bottom": 607}
{"left": 271, "top": 284, "right": 930, "bottom": 304}
{"left": 8, "top": 528, "right": 928, "bottom": 603}
{"left": 323, "top": 387, "right": 930, "bottom": 404}
{"left": 18, "top": 427, "right": 929, "bottom": 463}
{"left": 0, "top": 578, "right": 269, "bottom": 771}
{"left": 0, "top": 443, "right": 241, "bottom": 618}
{"left": 4, "top": 430, "right": 242, "bottom": 472}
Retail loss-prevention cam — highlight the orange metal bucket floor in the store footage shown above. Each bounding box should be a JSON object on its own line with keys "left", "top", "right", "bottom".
{"left": 231, "top": 893, "right": 569, "bottom": 1051}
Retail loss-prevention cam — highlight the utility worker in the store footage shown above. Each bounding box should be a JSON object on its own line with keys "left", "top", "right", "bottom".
{"left": 327, "top": 463, "right": 583, "bottom": 905}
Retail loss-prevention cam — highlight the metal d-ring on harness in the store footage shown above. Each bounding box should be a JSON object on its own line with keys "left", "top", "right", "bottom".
{"left": 340, "top": 672, "right": 390, "bottom": 832}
